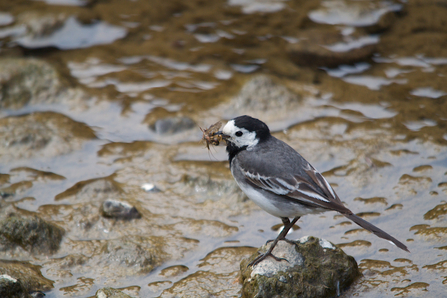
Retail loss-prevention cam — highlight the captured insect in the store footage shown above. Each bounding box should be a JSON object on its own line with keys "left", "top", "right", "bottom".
{"left": 200, "top": 121, "right": 224, "bottom": 150}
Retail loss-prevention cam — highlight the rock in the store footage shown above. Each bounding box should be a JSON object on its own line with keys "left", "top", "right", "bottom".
{"left": 224, "top": 75, "right": 300, "bottom": 113}
{"left": 149, "top": 116, "right": 196, "bottom": 135}
{"left": 140, "top": 183, "right": 161, "bottom": 193}
{"left": 15, "top": 12, "right": 67, "bottom": 39}
{"left": 55, "top": 178, "right": 121, "bottom": 202}
{"left": 287, "top": 29, "right": 376, "bottom": 68}
{"left": 0, "top": 274, "right": 29, "bottom": 298}
{"left": 96, "top": 287, "right": 133, "bottom": 298}
{"left": 98, "top": 236, "right": 167, "bottom": 275}
{"left": 0, "top": 58, "right": 63, "bottom": 109}
{"left": 0, "top": 112, "right": 96, "bottom": 160}
{"left": 240, "top": 237, "right": 360, "bottom": 298}
{"left": 210, "top": 75, "right": 302, "bottom": 126}
{"left": 101, "top": 199, "right": 141, "bottom": 219}
{"left": 0, "top": 58, "right": 89, "bottom": 110}
{"left": 0, "top": 260, "right": 53, "bottom": 294}
{"left": 0, "top": 214, "right": 65, "bottom": 254}
{"left": 206, "top": 75, "right": 325, "bottom": 132}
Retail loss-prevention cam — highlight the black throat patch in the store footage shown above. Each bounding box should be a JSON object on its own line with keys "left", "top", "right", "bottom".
{"left": 226, "top": 142, "right": 247, "bottom": 166}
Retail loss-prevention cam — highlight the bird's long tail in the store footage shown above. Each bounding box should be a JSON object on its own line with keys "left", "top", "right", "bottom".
{"left": 343, "top": 213, "right": 410, "bottom": 252}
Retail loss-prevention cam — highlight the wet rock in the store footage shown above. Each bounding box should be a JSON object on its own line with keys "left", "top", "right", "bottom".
{"left": 0, "top": 58, "right": 88, "bottom": 110}
{"left": 46, "top": 237, "right": 166, "bottom": 278}
{"left": 101, "top": 199, "right": 141, "bottom": 219}
{"left": 0, "top": 58, "right": 63, "bottom": 109}
{"left": 287, "top": 29, "right": 376, "bottom": 68}
{"left": 55, "top": 178, "right": 121, "bottom": 202}
{"left": 46, "top": 235, "right": 197, "bottom": 280}
{"left": 98, "top": 236, "right": 168, "bottom": 275}
{"left": 15, "top": 12, "right": 67, "bottom": 39}
{"left": 0, "top": 112, "right": 96, "bottom": 160}
{"left": 140, "top": 183, "right": 161, "bottom": 193}
{"left": 226, "top": 75, "right": 299, "bottom": 113}
{"left": 95, "top": 287, "right": 133, "bottom": 298}
{"left": 0, "top": 214, "right": 65, "bottom": 254}
{"left": 206, "top": 75, "right": 327, "bottom": 131}
{"left": 0, "top": 260, "right": 53, "bottom": 294}
{"left": 29, "top": 292, "right": 45, "bottom": 298}
{"left": 240, "top": 237, "right": 360, "bottom": 298}
{"left": 0, "top": 274, "right": 29, "bottom": 298}
{"left": 149, "top": 116, "right": 196, "bottom": 135}
{"left": 211, "top": 75, "right": 301, "bottom": 123}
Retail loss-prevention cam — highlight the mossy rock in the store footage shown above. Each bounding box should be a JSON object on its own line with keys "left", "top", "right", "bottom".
{"left": 0, "top": 214, "right": 65, "bottom": 254}
{"left": 240, "top": 237, "right": 360, "bottom": 298}
{"left": 0, "top": 260, "right": 54, "bottom": 295}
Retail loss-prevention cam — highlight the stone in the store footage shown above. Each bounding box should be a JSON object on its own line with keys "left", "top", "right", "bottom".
{"left": 96, "top": 287, "right": 133, "bottom": 298}
{"left": 101, "top": 199, "right": 141, "bottom": 219}
{"left": 221, "top": 75, "right": 300, "bottom": 115}
{"left": 0, "top": 58, "right": 63, "bottom": 109}
{"left": 0, "top": 112, "right": 97, "bottom": 160}
{"left": 0, "top": 214, "right": 65, "bottom": 254}
{"left": 150, "top": 116, "right": 196, "bottom": 135}
{"left": 240, "top": 237, "right": 360, "bottom": 298}
{"left": 0, "top": 260, "right": 54, "bottom": 294}
{"left": 98, "top": 236, "right": 167, "bottom": 275}
{"left": 0, "top": 274, "right": 29, "bottom": 298}
{"left": 205, "top": 74, "right": 325, "bottom": 132}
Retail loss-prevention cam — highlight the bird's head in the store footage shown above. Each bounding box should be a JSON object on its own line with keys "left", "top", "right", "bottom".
{"left": 217, "top": 115, "right": 270, "bottom": 150}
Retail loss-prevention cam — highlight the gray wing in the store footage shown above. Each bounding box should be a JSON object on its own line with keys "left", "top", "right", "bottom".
{"left": 237, "top": 136, "right": 348, "bottom": 212}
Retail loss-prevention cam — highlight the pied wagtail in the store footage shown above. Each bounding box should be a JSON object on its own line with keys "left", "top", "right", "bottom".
{"left": 215, "top": 115, "right": 409, "bottom": 267}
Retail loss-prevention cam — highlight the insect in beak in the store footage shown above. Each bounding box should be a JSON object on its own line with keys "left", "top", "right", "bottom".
{"left": 214, "top": 131, "right": 230, "bottom": 140}
{"left": 200, "top": 121, "right": 229, "bottom": 150}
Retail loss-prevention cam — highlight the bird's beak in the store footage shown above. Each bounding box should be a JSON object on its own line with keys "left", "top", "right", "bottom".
{"left": 214, "top": 131, "right": 230, "bottom": 139}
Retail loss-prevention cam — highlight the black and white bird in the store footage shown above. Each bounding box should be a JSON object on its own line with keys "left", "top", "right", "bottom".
{"left": 216, "top": 115, "right": 409, "bottom": 267}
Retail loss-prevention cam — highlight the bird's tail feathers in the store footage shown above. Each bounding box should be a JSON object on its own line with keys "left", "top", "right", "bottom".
{"left": 343, "top": 213, "right": 410, "bottom": 252}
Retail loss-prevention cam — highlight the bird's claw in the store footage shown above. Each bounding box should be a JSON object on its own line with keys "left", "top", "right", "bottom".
{"left": 248, "top": 251, "right": 289, "bottom": 268}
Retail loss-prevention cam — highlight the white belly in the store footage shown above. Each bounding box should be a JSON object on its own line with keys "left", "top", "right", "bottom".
{"left": 237, "top": 181, "right": 317, "bottom": 218}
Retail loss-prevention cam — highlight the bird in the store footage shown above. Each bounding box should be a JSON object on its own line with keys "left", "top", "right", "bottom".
{"left": 214, "top": 115, "right": 409, "bottom": 267}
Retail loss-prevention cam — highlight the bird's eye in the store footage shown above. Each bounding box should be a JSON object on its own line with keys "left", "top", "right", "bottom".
{"left": 235, "top": 131, "right": 243, "bottom": 137}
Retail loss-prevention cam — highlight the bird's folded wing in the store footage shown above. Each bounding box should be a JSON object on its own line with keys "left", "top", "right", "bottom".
{"left": 243, "top": 167, "right": 349, "bottom": 212}
{"left": 304, "top": 166, "right": 342, "bottom": 203}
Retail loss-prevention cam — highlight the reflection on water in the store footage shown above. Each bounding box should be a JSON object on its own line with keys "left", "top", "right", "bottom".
{"left": 308, "top": 0, "right": 402, "bottom": 26}
{"left": 0, "top": 0, "right": 447, "bottom": 297}
{"left": 15, "top": 17, "right": 127, "bottom": 49}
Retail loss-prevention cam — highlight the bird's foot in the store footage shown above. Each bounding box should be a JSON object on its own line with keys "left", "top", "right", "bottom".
{"left": 248, "top": 250, "right": 289, "bottom": 268}
{"left": 265, "top": 239, "right": 275, "bottom": 245}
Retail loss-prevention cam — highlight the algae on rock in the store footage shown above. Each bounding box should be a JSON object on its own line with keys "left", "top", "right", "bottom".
{"left": 240, "top": 236, "right": 360, "bottom": 298}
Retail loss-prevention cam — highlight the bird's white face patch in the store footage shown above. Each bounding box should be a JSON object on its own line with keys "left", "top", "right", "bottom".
{"left": 222, "top": 120, "right": 259, "bottom": 149}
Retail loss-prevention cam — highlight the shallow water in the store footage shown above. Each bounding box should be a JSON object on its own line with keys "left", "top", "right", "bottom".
{"left": 0, "top": 0, "right": 446, "bottom": 297}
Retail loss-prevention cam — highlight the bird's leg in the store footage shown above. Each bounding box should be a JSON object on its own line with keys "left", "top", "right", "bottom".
{"left": 278, "top": 217, "right": 300, "bottom": 245}
{"left": 248, "top": 216, "right": 300, "bottom": 268}
{"left": 265, "top": 217, "right": 298, "bottom": 244}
